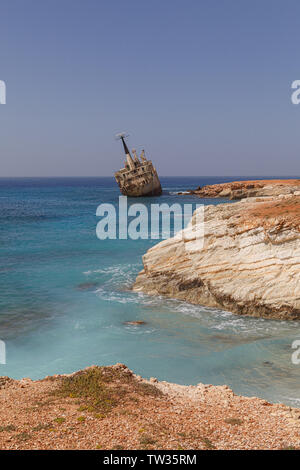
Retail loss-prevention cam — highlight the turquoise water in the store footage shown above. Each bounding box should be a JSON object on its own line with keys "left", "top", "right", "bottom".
{"left": 0, "top": 177, "right": 299, "bottom": 407}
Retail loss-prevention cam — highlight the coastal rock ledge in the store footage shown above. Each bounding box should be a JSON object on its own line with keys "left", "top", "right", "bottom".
{"left": 133, "top": 195, "right": 300, "bottom": 320}
{"left": 1, "top": 365, "right": 300, "bottom": 450}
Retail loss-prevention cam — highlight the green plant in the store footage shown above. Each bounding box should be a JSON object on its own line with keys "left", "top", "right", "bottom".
{"left": 0, "top": 424, "right": 16, "bottom": 432}
{"left": 32, "top": 423, "right": 52, "bottom": 431}
{"left": 54, "top": 368, "right": 116, "bottom": 414}
{"left": 53, "top": 366, "right": 163, "bottom": 416}
{"left": 139, "top": 434, "right": 157, "bottom": 446}
{"left": 224, "top": 418, "right": 243, "bottom": 426}
{"left": 15, "top": 432, "right": 31, "bottom": 442}
{"left": 201, "top": 437, "right": 216, "bottom": 450}
{"left": 54, "top": 417, "right": 66, "bottom": 425}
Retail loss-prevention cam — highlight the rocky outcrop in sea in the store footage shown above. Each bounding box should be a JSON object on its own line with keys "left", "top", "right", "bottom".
{"left": 182, "top": 179, "right": 300, "bottom": 200}
{"left": 133, "top": 185, "right": 300, "bottom": 320}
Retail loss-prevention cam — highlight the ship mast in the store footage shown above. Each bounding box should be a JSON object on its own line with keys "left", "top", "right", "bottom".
{"left": 120, "top": 135, "right": 131, "bottom": 157}
{"left": 116, "top": 133, "right": 135, "bottom": 170}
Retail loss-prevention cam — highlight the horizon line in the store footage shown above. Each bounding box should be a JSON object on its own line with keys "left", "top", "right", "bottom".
{"left": 1, "top": 175, "right": 300, "bottom": 179}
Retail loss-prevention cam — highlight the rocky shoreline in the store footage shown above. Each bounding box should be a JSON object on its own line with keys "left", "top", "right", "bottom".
{"left": 0, "top": 364, "right": 299, "bottom": 450}
{"left": 134, "top": 180, "right": 300, "bottom": 320}
{"left": 180, "top": 179, "right": 300, "bottom": 200}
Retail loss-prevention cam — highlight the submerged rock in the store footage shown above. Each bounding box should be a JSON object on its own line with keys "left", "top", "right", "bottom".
{"left": 133, "top": 194, "right": 300, "bottom": 320}
{"left": 76, "top": 282, "right": 98, "bottom": 291}
{"left": 122, "top": 321, "right": 147, "bottom": 326}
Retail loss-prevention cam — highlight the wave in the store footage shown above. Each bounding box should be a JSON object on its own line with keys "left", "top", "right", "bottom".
{"left": 83, "top": 263, "right": 300, "bottom": 340}
{"left": 83, "top": 263, "right": 140, "bottom": 288}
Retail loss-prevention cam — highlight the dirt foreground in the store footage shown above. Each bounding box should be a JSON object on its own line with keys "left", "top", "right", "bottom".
{"left": 0, "top": 364, "right": 299, "bottom": 450}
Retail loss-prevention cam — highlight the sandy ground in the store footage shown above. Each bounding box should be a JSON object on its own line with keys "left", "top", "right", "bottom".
{"left": 0, "top": 364, "right": 299, "bottom": 450}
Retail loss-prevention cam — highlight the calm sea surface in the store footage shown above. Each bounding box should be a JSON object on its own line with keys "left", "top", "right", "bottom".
{"left": 0, "top": 176, "right": 299, "bottom": 406}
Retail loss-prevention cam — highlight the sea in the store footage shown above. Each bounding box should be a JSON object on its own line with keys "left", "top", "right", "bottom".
{"left": 0, "top": 176, "right": 299, "bottom": 407}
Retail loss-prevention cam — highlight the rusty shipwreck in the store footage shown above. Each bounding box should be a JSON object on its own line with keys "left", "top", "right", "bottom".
{"left": 114, "top": 133, "right": 162, "bottom": 197}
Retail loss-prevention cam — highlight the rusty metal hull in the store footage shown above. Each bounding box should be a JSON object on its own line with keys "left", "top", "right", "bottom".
{"left": 115, "top": 158, "right": 162, "bottom": 197}
{"left": 119, "top": 177, "right": 162, "bottom": 197}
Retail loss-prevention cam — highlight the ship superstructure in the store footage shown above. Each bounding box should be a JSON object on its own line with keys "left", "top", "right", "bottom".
{"left": 114, "top": 134, "right": 162, "bottom": 197}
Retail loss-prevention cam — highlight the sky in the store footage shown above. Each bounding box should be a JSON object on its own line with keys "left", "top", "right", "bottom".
{"left": 0, "top": 0, "right": 300, "bottom": 177}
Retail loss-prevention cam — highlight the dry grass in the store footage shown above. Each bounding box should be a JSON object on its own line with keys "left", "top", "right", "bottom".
{"left": 53, "top": 366, "right": 162, "bottom": 416}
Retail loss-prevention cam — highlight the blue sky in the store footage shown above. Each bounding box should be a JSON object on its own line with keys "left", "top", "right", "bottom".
{"left": 0, "top": 0, "right": 299, "bottom": 176}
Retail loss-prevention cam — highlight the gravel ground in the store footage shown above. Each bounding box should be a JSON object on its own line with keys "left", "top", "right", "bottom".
{"left": 0, "top": 364, "right": 299, "bottom": 450}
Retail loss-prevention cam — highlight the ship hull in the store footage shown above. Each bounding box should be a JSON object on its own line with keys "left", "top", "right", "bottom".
{"left": 120, "top": 178, "right": 162, "bottom": 197}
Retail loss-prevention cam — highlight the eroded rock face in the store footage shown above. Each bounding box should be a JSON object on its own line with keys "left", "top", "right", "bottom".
{"left": 133, "top": 196, "right": 300, "bottom": 320}
{"left": 185, "top": 179, "right": 300, "bottom": 200}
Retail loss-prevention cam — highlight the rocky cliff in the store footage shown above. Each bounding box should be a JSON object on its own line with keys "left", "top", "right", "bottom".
{"left": 133, "top": 195, "right": 300, "bottom": 320}
{"left": 182, "top": 179, "right": 300, "bottom": 200}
